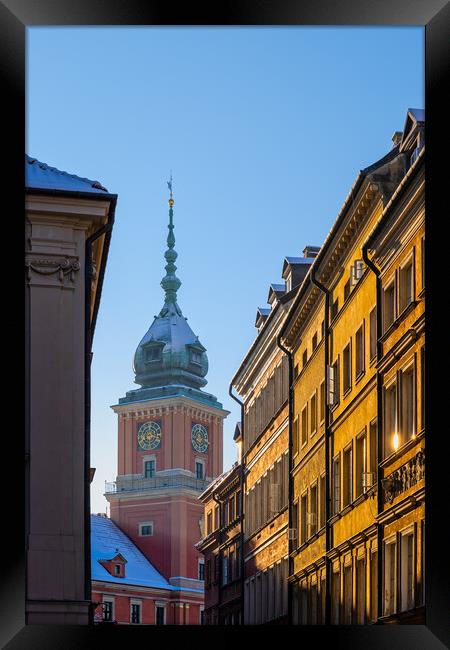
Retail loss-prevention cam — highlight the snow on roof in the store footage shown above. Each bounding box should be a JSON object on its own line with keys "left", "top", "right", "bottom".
{"left": 284, "top": 257, "right": 317, "bottom": 265}
{"left": 269, "top": 283, "right": 285, "bottom": 293}
{"left": 91, "top": 515, "right": 202, "bottom": 593}
{"left": 25, "top": 154, "right": 110, "bottom": 194}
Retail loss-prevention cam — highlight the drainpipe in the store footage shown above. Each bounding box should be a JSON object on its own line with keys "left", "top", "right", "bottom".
{"left": 229, "top": 385, "right": 245, "bottom": 625}
{"left": 85, "top": 220, "right": 114, "bottom": 622}
{"left": 212, "top": 491, "right": 223, "bottom": 620}
{"left": 276, "top": 330, "right": 294, "bottom": 625}
{"left": 309, "top": 267, "right": 331, "bottom": 626}
{"left": 361, "top": 239, "right": 383, "bottom": 623}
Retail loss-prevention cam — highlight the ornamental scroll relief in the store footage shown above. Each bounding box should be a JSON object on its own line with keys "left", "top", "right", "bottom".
{"left": 25, "top": 256, "right": 80, "bottom": 284}
{"left": 382, "top": 449, "right": 425, "bottom": 504}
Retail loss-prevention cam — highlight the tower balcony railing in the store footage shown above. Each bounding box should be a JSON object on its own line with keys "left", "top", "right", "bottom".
{"left": 104, "top": 474, "right": 210, "bottom": 495}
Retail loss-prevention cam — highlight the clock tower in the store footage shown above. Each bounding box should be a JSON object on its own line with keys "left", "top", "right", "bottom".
{"left": 106, "top": 180, "right": 229, "bottom": 621}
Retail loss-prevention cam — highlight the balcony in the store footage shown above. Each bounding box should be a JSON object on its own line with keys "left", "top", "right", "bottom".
{"left": 104, "top": 473, "right": 210, "bottom": 495}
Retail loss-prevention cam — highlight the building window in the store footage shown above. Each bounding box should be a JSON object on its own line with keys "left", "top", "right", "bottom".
{"left": 200, "top": 608, "right": 205, "bottom": 625}
{"left": 400, "top": 530, "right": 415, "bottom": 612}
{"left": 369, "top": 419, "right": 378, "bottom": 478}
{"left": 370, "top": 550, "right": 378, "bottom": 622}
{"left": 144, "top": 459, "right": 155, "bottom": 478}
{"left": 383, "top": 380, "right": 398, "bottom": 458}
{"left": 139, "top": 522, "right": 154, "bottom": 536}
{"left": 401, "top": 364, "right": 416, "bottom": 442}
{"left": 320, "top": 380, "right": 325, "bottom": 423}
{"left": 343, "top": 563, "right": 352, "bottom": 624}
{"left": 103, "top": 599, "right": 113, "bottom": 622}
{"left": 370, "top": 307, "right": 377, "bottom": 360}
{"left": 355, "top": 324, "right": 365, "bottom": 378}
{"left": 145, "top": 346, "right": 162, "bottom": 362}
{"left": 293, "top": 416, "right": 299, "bottom": 456}
{"left": 342, "top": 445, "right": 353, "bottom": 508}
{"left": 198, "top": 559, "right": 205, "bottom": 581}
{"left": 343, "top": 341, "right": 352, "bottom": 394}
{"left": 321, "top": 320, "right": 325, "bottom": 339}
{"left": 331, "top": 569, "right": 340, "bottom": 624}
{"left": 206, "top": 511, "right": 212, "bottom": 535}
{"left": 309, "top": 483, "right": 318, "bottom": 536}
{"left": 301, "top": 405, "right": 308, "bottom": 446}
{"left": 421, "top": 347, "right": 425, "bottom": 432}
{"left": 310, "top": 392, "right": 317, "bottom": 435}
{"left": 328, "top": 359, "right": 340, "bottom": 407}
{"left": 310, "top": 582, "right": 318, "bottom": 624}
{"left": 214, "top": 505, "right": 220, "bottom": 530}
{"left": 130, "top": 602, "right": 141, "bottom": 624}
{"left": 302, "top": 349, "right": 308, "bottom": 368}
{"left": 399, "top": 257, "right": 414, "bottom": 313}
{"left": 383, "top": 280, "right": 396, "bottom": 332}
{"left": 114, "top": 564, "right": 121, "bottom": 575}
{"left": 331, "top": 298, "right": 339, "bottom": 321}
{"left": 312, "top": 332, "right": 318, "bottom": 351}
{"left": 344, "top": 278, "right": 351, "bottom": 301}
{"left": 300, "top": 492, "right": 308, "bottom": 544}
{"left": 196, "top": 461, "right": 204, "bottom": 480}
{"left": 332, "top": 456, "right": 340, "bottom": 515}
{"left": 222, "top": 555, "right": 228, "bottom": 586}
{"left": 228, "top": 495, "right": 235, "bottom": 522}
{"left": 320, "top": 474, "right": 326, "bottom": 529}
{"left": 292, "top": 501, "right": 299, "bottom": 547}
{"left": 236, "top": 490, "right": 241, "bottom": 516}
{"left": 383, "top": 538, "right": 397, "bottom": 616}
{"left": 156, "top": 605, "right": 165, "bottom": 625}
{"left": 190, "top": 349, "right": 202, "bottom": 364}
{"left": 355, "top": 431, "right": 367, "bottom": 498}
{"left": 356, "top": 557, "right": 366, "bottom": 624}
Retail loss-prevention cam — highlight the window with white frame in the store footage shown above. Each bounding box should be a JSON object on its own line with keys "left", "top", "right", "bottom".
{"left": 139, "top": 521, "right": 154, "bottom": 536}
{"left": 144, "top": 458, "right": 156, "bottom": 478}
{"left": 400, "top": 528, "right": 415, "bottom": 611}
{"left": 130, "top": 600, "right": 142, "bottom": 624}
{"left": 102, "top": 597, "right": 114, "bottom": 622}
{"left": 383, "top": 537, "right": 397, "bottom": 616}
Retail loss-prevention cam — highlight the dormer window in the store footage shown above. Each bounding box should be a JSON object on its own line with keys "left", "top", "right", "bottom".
{"left": 114, "top": 564, "right": 121, "bottom": 575}
{"left": 144, "top": 342, "right": 164, "bottom": 363}
{"left": 99, "top": 552, "right": 127, "bottom": 578}
{"left": 191, "top": 349, "right": 202, "bottom": 364}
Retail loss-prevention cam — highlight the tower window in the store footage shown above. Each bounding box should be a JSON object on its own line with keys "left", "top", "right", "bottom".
{"left": 145, "top": 346, "right": 162, "bottom": 362}
{"left": 190, "top": 349, "right": 202, "bottom": 364}
{"left": 144, "top": 459, "right": 156, "bottom": 478}
{"left": 196, "top": 462, "right": 204, "bottom": 479}
{"left": 139, "top": 521, "right": 154, "bottom": 536}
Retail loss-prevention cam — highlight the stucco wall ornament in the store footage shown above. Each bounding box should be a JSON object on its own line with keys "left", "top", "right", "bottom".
{"left": 25, "top": 256, "right": 80, "bottom": 282}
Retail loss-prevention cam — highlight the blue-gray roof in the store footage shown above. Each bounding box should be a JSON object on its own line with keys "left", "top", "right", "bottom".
{"left": 91, "top": 515, "right": 202, "bottom": 593}
{"left": 26, "top": 154, "right": 110, "bottom": 194}
{"left": 284, "top": 256, "right": 317, "bottom": 265}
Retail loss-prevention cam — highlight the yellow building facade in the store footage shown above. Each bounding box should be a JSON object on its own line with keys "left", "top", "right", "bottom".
{"left": 280, "top": 109, "right": 425, "bottom": 625}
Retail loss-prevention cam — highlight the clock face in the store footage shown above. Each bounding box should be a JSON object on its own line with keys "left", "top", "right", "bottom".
{"left": 137, "top": 421, "right": 162, "bottom": 450}
{"left": 191, "top": 423, "right": 209, "bottom": 453}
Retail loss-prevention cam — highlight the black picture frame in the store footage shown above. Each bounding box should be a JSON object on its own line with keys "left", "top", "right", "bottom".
{"left": 4, "top": 1, "right": 448, "bottom": 647}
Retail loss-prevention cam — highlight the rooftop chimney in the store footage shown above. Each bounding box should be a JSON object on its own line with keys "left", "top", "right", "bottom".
{"left": 303, "top": 245, "right": 321, "bottom": 259}
{"left": 392, "top": 131, "right": 403, "bottom": 147}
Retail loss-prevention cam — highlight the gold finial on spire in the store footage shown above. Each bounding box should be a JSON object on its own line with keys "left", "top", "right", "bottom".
{"left": 167, "top": 171, "right": 174, "bottom": 207}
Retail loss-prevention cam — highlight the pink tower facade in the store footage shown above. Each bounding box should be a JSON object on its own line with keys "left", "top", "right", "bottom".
{"left": 105, "top": 181, "right": 229, "bottom": 623}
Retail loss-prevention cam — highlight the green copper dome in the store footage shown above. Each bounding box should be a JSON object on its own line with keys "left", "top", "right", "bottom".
{"left": 133, "top": 179, "right": 209, "bottom": 390}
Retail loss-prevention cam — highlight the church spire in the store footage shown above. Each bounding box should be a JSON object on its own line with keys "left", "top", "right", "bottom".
{"left": 160, "top": 173, "right": 182, "bottom": 316}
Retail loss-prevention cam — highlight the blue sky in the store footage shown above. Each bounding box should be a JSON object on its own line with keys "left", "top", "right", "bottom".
{"left": 27, "top": 26, "right": 424, "bottom": 514}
